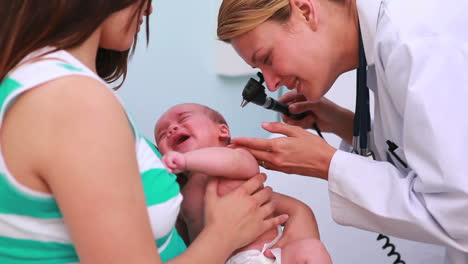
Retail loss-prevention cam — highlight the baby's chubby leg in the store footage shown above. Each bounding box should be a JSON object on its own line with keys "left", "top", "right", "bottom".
{"left": 281, "top": 239, "right": 332, "bottom": 264}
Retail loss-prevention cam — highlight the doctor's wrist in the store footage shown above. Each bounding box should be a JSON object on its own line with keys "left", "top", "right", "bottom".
{"left": 316, "top": 145, "right": 336, "bottom": 181}
{"left": 333, "top": 109, "right": 354, "bottom": 145}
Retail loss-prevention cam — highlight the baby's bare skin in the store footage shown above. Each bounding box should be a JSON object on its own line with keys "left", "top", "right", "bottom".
{"left": 217, "top": 178, "right": 279, "bottom": 256}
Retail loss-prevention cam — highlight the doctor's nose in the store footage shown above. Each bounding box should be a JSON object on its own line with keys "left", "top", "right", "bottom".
{"left": 262, "top": 68, "right": 281, "bottom": 92}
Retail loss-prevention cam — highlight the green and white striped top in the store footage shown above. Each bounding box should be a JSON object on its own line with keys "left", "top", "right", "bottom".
{"left": 0, "top": 49, "right": 186, "bottom": 263}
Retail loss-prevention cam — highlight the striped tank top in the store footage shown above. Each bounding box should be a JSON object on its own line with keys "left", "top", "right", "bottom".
{"left": 0, "top": 49, "right": 186, "bottom": 263}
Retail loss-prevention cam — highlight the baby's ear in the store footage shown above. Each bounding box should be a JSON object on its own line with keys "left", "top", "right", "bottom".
{"left": 218, "top": 124, "right": 230, "bottom": 141}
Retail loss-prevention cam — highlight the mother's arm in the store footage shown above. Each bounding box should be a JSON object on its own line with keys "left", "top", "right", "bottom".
{"left": 21, "top": 77, "right": 286, "bottom": 264}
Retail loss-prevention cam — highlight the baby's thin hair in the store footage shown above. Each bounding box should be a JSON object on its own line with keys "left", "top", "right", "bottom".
{"left": 198, "top": 104, "right": 231, "bottom": 145}
{"left": 200, "top": 105, "right": 228, "bottom": 127}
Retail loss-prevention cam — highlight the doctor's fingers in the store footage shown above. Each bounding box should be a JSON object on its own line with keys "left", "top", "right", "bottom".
{"left": 281, "top": 113, "right": 317, "bottom": 130}
{"left": 231, "top": 137, "right": 275, "bottom": 152}
{"left": 256, "top": 158, "right": 295, "bottom": 175}
{"left": 278, "top": 90, "right": 306, "bottom": 104}
{"left": 261, "top": 122, "right": 305, "bottom": 138}
{"left": 288, "top": 100, "right": 320, "bottom": 114}
{"left": 251, "top": 148, "right": 276, "bottom": 166}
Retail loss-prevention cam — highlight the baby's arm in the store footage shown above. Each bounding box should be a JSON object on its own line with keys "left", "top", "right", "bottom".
{"left": 163, "top": 147, "right": 258, "bottom": 244}
{"left": 162, "top": 147, "right": 259, "bottom": 179}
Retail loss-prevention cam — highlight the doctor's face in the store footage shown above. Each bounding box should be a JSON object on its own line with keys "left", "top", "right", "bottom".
{"left": 231, "top": 19, "right": 334, "bottom": 102}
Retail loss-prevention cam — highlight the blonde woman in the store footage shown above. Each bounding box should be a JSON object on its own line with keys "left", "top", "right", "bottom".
{"left": 217, "top": 0, "right": 468, "bottom": 263}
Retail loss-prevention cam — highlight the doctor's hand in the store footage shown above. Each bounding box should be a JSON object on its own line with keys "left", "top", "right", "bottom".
{"left": 231, "top": 122, "right": 336, "bottom": 180}
{"left": 279, "top": 90, "right": 354, "bottom": 144}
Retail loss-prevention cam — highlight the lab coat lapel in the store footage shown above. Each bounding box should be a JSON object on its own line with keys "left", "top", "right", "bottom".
{"left": 356, "top": 0, "right": 383, "bottom": 66}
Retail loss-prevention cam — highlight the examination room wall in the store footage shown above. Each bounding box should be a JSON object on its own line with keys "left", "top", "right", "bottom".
{"left": 116, "top": 0, "right": 445, "bottom": 263}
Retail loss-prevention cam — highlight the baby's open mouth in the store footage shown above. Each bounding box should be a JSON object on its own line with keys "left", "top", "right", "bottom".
{"left": 175, "top": 135, "right": 190, "bottom": 146}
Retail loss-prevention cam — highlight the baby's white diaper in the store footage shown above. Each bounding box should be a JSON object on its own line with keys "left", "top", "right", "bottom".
{"left": 225, "top": 226, "right": 283, "bottom": 264}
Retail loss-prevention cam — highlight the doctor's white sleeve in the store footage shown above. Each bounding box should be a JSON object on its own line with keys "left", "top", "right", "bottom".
{"left": 328, "top": 36, "right": 468, "bottom": 253}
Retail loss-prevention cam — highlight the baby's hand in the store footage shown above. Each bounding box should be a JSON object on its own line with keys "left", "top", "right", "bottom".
{"left": 162, "top": 151, "right": 187, "bottom": 174}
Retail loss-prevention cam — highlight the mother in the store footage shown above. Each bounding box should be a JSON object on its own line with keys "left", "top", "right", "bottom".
{"left": 0, "top": 1, "right": 287, "bottom": 263}
{"left": 217, "top": 0, "right": 468, "bottom": 263}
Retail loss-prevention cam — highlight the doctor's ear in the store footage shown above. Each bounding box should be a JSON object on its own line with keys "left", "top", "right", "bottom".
{"left": 290, "top": 0, "right": 319, "bottom": 31}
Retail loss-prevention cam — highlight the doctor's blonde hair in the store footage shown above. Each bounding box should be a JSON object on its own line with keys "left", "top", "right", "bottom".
{"left": 217, "top": 0, "right": 346, "bottom": 42}
{"left": 217, "top": 0, "right": 291, "bottom": 42}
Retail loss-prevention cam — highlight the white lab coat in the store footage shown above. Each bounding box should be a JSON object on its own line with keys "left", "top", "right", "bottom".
{"left": 328, "top": 0, "right": 468, "bottom": 263}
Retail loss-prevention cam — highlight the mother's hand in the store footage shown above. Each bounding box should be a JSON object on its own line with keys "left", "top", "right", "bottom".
{"left": 231, "top": 122, "right": 336, "bottom": 180}
{"left": 203, "top": 174, "right": 289, "bottom": 251}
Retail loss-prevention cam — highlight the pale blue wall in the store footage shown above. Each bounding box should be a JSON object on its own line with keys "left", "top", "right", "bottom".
{"left": 116, "top": 0, "right": 445, "bottom": 263}
{"left": 117, "top": 0, "right": 275, "bottom": 144}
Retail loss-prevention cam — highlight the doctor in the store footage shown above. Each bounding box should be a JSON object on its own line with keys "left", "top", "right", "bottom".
{"left": 217, "top": 0, "right": 468, "bottom": 263}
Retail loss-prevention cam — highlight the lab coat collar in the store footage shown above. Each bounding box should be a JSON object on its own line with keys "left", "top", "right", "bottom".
{"left": 356, "top": 0, "right": 383, "bottom": 66}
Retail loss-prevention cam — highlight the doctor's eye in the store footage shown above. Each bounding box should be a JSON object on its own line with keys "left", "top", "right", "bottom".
{"left": 263, "top": 54, "right": 271, "bottom": 66}
{"left": 261, "top": 49, "right": 274, "bottom": 66}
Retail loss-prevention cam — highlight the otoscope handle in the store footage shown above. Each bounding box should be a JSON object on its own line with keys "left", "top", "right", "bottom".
{"left": 287, "top": 111, "right": 308, "bottom": 120}
{"left": 240, "top": 71, "right": 323, "bottom": 138}
{"left": 269, "top": 98, "right": 308, "bottom": 120}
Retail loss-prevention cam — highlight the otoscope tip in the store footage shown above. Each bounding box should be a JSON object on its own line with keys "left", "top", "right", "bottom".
{"left": 240, "top": 100, "right": 249, "bottom": 108}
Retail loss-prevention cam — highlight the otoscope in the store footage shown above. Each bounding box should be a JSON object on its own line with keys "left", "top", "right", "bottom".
{"left": 240, "top": 72, "right": 323, "bottom": 138}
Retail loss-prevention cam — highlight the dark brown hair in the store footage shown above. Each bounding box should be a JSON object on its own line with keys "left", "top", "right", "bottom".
{"left": 0, "top": 0, "right": 152, "bottom": 89}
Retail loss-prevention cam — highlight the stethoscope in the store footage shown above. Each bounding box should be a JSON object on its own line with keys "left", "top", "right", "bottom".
{"left": 354, "top": 28, "right": 409, "bottom": 166}
{"left": 240, "top": 28, "right": 373, "bottom": 159}
{"left": 352, "top": 27, "right": 374, "bottom": 159}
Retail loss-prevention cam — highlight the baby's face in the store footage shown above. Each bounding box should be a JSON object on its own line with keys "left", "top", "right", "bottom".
{"left": 155, "top": 104, "right": 227, "bottom": 154}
